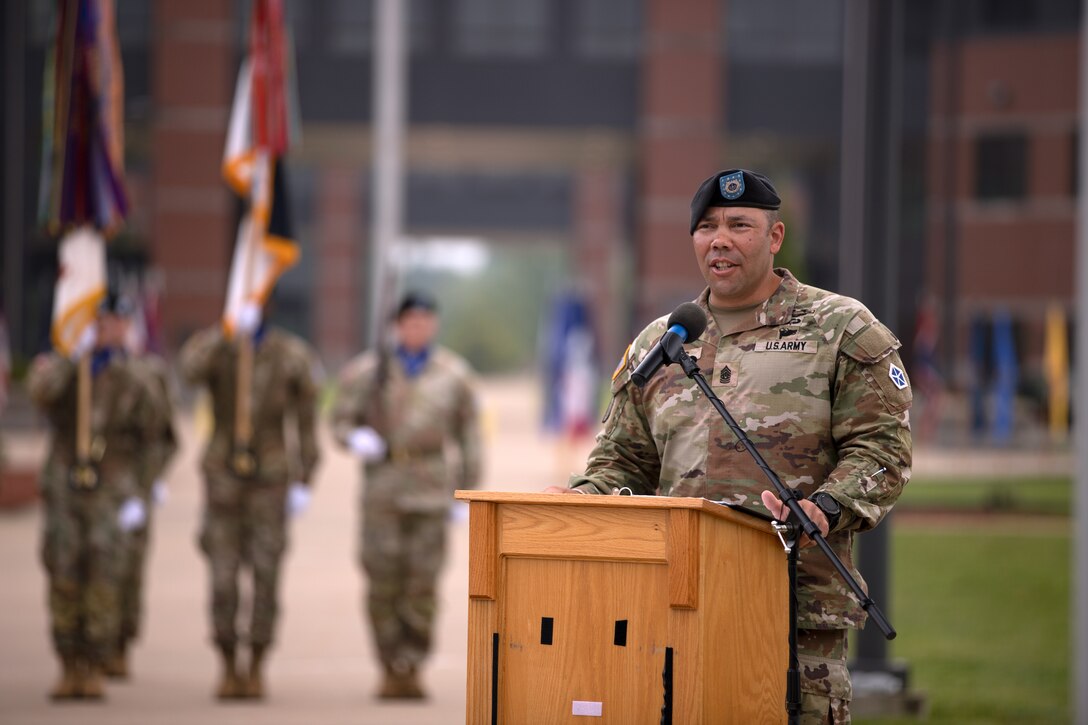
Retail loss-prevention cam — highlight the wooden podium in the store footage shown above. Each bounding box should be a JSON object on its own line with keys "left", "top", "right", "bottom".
{"left": 455, "top": 491, "right": 788, "bottom": 724}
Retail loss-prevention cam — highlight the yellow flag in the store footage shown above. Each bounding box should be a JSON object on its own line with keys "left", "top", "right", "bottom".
{"left": 1044, "top": 304, "right": 1069, "bottom": 441}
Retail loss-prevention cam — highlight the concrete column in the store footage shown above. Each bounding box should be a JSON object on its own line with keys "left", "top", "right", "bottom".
{"left": 150, "top": 0, "right": 235, "bottom": 351}
{"left": 635, "top": 0, "right": 723, "bottom": 328}
{"left": 573, "top": 165, "right": 626, "bottom": 364}
{"left": 315, "top": 167, "right": 364, "bottom": 370}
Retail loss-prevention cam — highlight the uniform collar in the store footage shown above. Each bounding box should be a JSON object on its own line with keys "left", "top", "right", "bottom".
{"left": 91, "top": 346, "right": 126, "bottom": 377}
{"left": 395, "top": 344, "right": 432, "bottom": 378}
{"left": 695, "top": 268, "right": 801, "bottom": 339}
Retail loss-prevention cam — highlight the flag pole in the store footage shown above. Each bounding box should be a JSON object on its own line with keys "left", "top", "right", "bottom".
{"left": 232, "top": 209, "right": 260, "bottom": 478}
{"left": 77, "top": 351, "right": 91, "bottom": 458}
{"left": 73, "top": 336, "right": 98, "bottom": 489}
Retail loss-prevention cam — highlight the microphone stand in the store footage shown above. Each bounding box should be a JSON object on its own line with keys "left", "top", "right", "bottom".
{"left": 662, "top": 339, "right": 895, "bottom": 723}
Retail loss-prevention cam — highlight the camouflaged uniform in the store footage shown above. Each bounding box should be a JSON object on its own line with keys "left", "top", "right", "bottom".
{"left": 179, "top": 326, "right": 320, "bottom": 653}
{"left": 331, "top": 344, "right": 481, "bottom": 676}
{"left": 28, "top": 351, "right": 166, "bottom": 669}
{"left": 570, "top": 269, "right": 912, "bottom": 719}
{"left": 116, "top": 354, "right": 178, "bottom": 657}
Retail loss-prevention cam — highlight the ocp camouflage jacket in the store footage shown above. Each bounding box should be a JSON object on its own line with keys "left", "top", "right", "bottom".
{"left": 570, "top": 269, "right": 913, "bottom": 629}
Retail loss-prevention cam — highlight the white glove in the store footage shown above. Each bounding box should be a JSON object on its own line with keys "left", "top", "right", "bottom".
{"left": 347, "top": 426, "right": 387, "bottom": 463}
{"left": 151, "top": 479, "right": 169, "bottom": 507}
{"left": 117, "top": 496, "right": 147, "bottom": 532}
{"left": 448, "top": 500, "right": 470, "bottom": 524}
{"left": 236, "top": 300, "right": 262, "bottom": 335}
{"left": 71, "top": 324, "right": 97, "bottom": 360}
{"left": 286, "top": 482, "right": 311, "bottom": 518}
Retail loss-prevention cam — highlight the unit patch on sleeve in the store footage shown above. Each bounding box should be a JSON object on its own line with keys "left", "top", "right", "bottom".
{"left": 888, "top": 363, "right": 909, "bottom": 390}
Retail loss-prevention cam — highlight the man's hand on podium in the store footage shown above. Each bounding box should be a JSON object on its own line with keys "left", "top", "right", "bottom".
{"left": 542, "top": 486, "right": 587, "bottom": 494}
{"left": 761, "top": 490, "right": 828, "bottom": 548}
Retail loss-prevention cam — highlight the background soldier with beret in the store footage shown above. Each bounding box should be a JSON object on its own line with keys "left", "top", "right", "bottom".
{"left": 549, "top": 169, "right": 913, "bottom": 724}
{"left": 331, "top": 291, "right": 482, "bottom": 700}
{"left": 28, "top": 293, "right": 165, "bottom": 700}
{"left": 179, "top": 308, "right": 321, "bottom": 700}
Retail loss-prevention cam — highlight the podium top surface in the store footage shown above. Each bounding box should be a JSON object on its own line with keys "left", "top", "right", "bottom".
{"left": 454, "top": 490, "right": 777, "bottom": 535}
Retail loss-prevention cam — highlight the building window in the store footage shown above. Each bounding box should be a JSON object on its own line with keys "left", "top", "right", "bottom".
{"left": 978, "top": 0, "right": 1036, "bottom": 31}
{"left": 975, "top": 133, "right": 1027, "bottom": 200}
{"left": 285, "top": 0, "right": 313, "bottom": 50}
{"left": 454, "top": 0, "right": 549, "bottom": 58}
{"left": 329, "top": 0, "right": 373, "bottom": 56}
{"left": 574, "top": 0, "right": 642, "bottom": 60}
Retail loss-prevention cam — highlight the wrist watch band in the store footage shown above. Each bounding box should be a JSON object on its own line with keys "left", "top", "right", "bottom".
{"left": 809, "top": 491, "right": 842, "bottom": 532}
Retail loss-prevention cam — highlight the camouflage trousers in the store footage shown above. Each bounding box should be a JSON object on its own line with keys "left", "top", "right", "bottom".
{"left": 199, "top": 469, "right": 288, "bottom": 649}
{"left": 40, "top": 488, "right": 124, "bottom": 665}
{"left": 117, "top": 515, "right": 152, "bottom": 645}
{"left": 360, "top": 503, "right": 447, "bottom": 673}
{"left": 797, "top": 628, "right": 851, "bottom": 724}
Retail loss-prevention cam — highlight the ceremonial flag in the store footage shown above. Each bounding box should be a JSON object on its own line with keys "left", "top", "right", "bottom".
{"left": 38, "top": 0, "right": 128, "bottom": 234}
{"left": 221, "top": 0, "right": 300, "bottom": 338}
{"left": 51, "top": 227, "right": 107, "bottom": 356}
{"left": 541, "top": 293, "right": 598, "bottom": 439}
{"left": 1044, "top": 304, "right": 1070, "bottom": 441}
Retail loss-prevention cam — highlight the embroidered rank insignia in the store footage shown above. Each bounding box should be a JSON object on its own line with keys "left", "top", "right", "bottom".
{"left": 720, "top": 171, "right": 744, "bottom": 200}
{"left": 719, "top": 365, "right": 732, "bottom": 385}
{"left": 889, "top": 363, "right": 908, "bottom": 390}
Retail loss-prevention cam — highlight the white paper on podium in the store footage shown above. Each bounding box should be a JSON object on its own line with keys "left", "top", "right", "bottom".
{"left": 572, "top": 700, "right": 603, "bottom": 716}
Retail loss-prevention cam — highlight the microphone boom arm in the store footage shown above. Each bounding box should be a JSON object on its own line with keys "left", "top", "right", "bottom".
{"left": 671, "top": 347, "right": 896, "bottom": 639}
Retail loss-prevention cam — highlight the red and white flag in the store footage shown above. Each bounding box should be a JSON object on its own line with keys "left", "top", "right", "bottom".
{"left": 220, "top": 0, "right": 300, "bottom": 338}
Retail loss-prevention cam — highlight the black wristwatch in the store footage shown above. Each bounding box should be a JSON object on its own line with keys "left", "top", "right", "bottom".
{"left": 809, "top": 492, "right": 842, "bottom": 532}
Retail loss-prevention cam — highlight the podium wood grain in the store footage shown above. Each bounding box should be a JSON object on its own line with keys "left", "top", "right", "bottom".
{"left": 457, "top": 491, "right": 787, "bottom": 724}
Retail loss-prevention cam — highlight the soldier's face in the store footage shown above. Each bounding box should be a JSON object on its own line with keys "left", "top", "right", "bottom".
{"left": 396, "top": 309, "right": 439, "bottom": 352}
{"left": 97, "top": 313, "right": 129, "bottom": 348}
{"left": 692, "top": 207, "right": 784, "bottom": 308}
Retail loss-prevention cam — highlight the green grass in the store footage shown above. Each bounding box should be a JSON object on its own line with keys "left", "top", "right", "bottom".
{"left": 898, "top": 475, "right": 1072, "bottom": 516}
{"left": 854, "top": 520, "right": 1071, "bottom": 724}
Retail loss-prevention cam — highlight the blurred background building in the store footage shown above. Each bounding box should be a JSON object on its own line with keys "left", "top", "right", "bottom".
{"left": 0, "top": 0, "right": 1081, "bottom": 409}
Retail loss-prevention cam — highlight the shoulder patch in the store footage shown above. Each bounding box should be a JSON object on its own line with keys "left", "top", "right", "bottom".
{"left": 612, "top": 344, "right": 631, "bottom": 382}
{"left": 888, "top": 363, "right": 909, "bottom": 390}
{"left": 841, "top": 318, "right": 900, "bottom": 365}
{"left": 610, "top": 344, "right": 633, "bottom": 395}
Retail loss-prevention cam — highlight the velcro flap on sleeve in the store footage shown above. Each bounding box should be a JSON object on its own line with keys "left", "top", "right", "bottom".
{"left": 841, "top": 319, "right": 901, "bottom": 365}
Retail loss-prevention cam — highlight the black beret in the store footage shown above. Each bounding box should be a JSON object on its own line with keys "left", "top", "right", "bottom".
{"left": 396, "top": 290, "right": 438, "bottom": 318}
{"left": 689, "top": 169, "right": 781, "bottom": 234}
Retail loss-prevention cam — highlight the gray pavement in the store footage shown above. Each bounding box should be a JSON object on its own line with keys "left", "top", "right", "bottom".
{"left": 0, "top": 376, "right": 1073, "bottom": 724}
{"left": 0, "top": 376, "right": 584, "bottom": 725}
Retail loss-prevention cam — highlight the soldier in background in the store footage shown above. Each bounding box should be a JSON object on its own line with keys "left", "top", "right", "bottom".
{"left": 549, "top": 169, "right": 913, "bottom": 724}
{"left": 331, "top": 291, "right": 482, "bottom": 700}
{"left": 105, "top": 346, "right": 178, "bottom": 679}
{"left": 178, "top": 308, "right": 320, "bottom": 700}
{"left": 28, "top": 293, "right": 164, "bottom": 700}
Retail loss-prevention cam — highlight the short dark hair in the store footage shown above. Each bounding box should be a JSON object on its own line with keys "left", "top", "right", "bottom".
{"left": 396, "top": 291, "right": 438, "bottom": 318}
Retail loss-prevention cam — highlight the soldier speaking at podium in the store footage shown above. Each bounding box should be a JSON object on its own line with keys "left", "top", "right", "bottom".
{"left": 551, "top": 169, "right": 913, "bottom": 724}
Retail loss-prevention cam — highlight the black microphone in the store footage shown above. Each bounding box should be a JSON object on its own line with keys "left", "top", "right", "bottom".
{"left": 631, "top": 302, "right": 708, "bottom": 387}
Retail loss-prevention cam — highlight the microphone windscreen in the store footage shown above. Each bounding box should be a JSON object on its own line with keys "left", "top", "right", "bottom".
{"left": 667, "top": 302, "right": 708, "bottom": 342}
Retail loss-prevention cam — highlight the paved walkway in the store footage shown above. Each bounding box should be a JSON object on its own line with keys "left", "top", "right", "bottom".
{"left": 0, "top": 376, "right": 1072, "bottom": 724}
{"left": 1, "top": 377, "right": 588, "bottom": 725}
